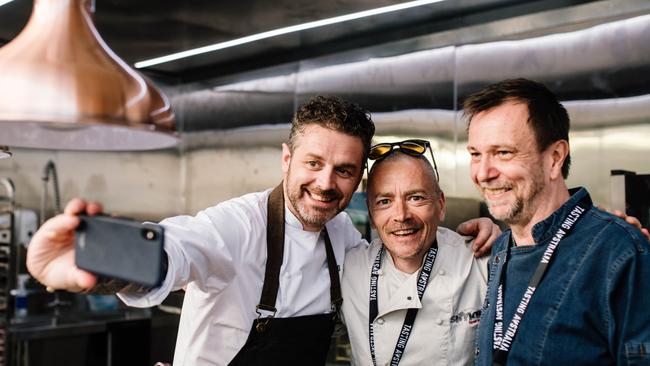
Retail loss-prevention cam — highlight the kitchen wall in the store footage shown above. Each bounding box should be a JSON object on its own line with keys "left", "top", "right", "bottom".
{"left": 2, "top": 122, "right": 649, "bottom": 223}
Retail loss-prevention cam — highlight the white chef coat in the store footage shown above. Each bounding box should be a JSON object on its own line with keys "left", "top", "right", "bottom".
{"left": 341, "top": 227, "right": 489, "bottom": 366}
{"left": 119, "top": 188, "right": 365, "bottom": 366}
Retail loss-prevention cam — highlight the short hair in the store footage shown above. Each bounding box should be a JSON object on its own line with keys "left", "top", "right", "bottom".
{"left": 462, "top": 78, "right": 571, "bottom": 178}
{"left": 368, "top": 151, "right": 442, "bottom": 196}
{"left": 288, "top": 96, "right": 375, "bottom": 159}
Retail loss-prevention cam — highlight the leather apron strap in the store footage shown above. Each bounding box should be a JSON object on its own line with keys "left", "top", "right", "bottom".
{"left": 256, "top": 183, "right": 342, "bottom": 330}
{"left": 228, "top": 183, "right": 342, "bottom": 366}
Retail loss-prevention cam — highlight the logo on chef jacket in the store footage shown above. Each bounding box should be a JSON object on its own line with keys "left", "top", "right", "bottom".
{"left": 450, "top": 309, "right": 482, "bottom": 325}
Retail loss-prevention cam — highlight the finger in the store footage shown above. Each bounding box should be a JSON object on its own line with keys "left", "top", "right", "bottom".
{"left": 456, "top": 220, "right": 477, "bottom": 237}
{"left": 86, "top": 201, "right": 103, "bottom": 216}
{"left": 625, "top": 215, "right": 642, "bottom": 229}
{"left": 474, "top": 225, "right": 501, "bottom": 258}
{"left": 472, "top": 220, "right": 491, "bottom": 249}
{"left": 63, "top": 198, "right": 89, "bottom": 216}
{"left": 37, "top": 214, "right": 81, "bottom": 241}
{"left": 70, "top": 267, "right": 97, "bottom": 290}
{"left": 37, "top": 215, "right": 79, "bottom": 235}
{"left": 473, "top": 233, "right": 492, "bottom": 257}
{"left": 611, "top": 210, "right": 625, "bottom": 219}
{"left": 474, "top": 244, "right": 490, "bottom": 258}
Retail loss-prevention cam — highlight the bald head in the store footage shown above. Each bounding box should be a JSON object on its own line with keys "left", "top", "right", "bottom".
{"left": 368, "top": 151, "right": 441, "bottom": 196}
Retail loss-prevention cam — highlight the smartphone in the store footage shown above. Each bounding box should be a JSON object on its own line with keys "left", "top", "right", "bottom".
{"left": 75, "top": 215, "right": 164, "bottom": 287}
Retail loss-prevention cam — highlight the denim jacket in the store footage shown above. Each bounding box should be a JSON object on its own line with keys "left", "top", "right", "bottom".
{"left": 475, "top": 187, "right": 650, "bottom": 365}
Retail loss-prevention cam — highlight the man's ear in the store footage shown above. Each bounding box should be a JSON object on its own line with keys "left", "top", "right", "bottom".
{"left": 548, "top": 140, "right": 569, "bottom": 180}
{"left": 281, "top": 143, "right": 292, "bottom": 174}
{"left": 437, "top": 191, "right": 446, "bottom": 222}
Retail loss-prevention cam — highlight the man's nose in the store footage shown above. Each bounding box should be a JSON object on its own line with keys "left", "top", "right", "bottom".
{"left": 475, "top": 156, "right": 498, "bottom": 183}
{"left": 392, "top": 198, "right": 411, "bottom": 222}
{"left": 316, "top": 168, "right": 336, "bottom": 189}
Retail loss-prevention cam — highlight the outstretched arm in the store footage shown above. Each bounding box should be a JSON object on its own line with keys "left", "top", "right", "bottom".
{"left": 456, "top": 217, "right": 502, "bottom": 258}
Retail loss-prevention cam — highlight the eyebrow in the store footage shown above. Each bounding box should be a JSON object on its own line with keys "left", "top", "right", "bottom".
{"left": 372, "top": 188, "right": 428, "bottom": 199}
{"left": 404, "top": 189, "right": 429, "bottom": 196}
{"left": 467, "top": 143, "right": 517, "bottom": 151}
{"left": 304, "top": 153, "right": 359, "bottom": 170}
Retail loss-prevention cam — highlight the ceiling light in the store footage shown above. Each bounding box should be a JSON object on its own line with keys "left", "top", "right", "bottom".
{"left": 0, "top": 0, "right": 177, "bottom": 151}
{"left": 0, "top": 0, "right": 15, "bottom": 7}
{"left": 135, "top": 0, "right": 446, "bottom": 69}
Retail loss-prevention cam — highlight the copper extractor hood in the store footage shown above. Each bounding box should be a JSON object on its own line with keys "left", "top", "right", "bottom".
{"left": 0, "top": 0, "right": 177, "bottom": 151}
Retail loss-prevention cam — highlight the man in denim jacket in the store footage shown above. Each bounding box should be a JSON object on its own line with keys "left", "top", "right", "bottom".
{"left": 465, "top": 78, "right": 650, "bottom": 365}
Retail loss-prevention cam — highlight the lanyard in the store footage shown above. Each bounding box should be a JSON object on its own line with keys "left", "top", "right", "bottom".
{"left": 369, "top": 241, "right": 438, "bottom": 366}
{"left": 492, "top": 198, "right": 589, "bottom": 365}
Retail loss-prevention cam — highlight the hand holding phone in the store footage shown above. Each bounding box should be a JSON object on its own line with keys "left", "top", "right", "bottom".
{"left": 75, "top": 215, "right": 165, "bottom": 287}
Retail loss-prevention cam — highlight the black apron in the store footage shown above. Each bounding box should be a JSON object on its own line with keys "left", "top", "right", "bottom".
{"left": 229, "top": 183, "right": 342, "bottom": 366}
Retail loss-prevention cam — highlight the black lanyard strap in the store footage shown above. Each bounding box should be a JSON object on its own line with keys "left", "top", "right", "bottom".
{"left": 369, "top": 241, "right": 438, "bottom": 366}
{"left": 492, "top": 198, "right": 590, "bottom": 365}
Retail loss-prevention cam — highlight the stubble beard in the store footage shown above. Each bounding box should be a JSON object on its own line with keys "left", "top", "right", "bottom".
{"left": 286, "top": 175, "right": 342, "bottom": 230}
{"left": 288, "top": 190, "right": 338, "bottom": 229}
{"left": 486, "top": 170, "right": 545, "bottom": 226}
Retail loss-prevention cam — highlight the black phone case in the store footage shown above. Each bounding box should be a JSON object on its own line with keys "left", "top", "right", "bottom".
{"left": 75, "top": 215, "right": 164, "bottom": 287}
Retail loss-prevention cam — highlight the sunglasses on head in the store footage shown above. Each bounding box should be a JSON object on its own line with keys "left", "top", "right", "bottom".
{"left": 368, "top": 139, "right": 439, "bottom": 181}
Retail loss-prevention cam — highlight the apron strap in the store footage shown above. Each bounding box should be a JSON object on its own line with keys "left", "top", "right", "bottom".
{"left": 323, "top": 227, "right": 343, "bottom": 313}
{"left": 256, "top": 182, "right": 342, "bottom": 332}
{"left": 257, "top": 184, "right": 285, "bottom": 316}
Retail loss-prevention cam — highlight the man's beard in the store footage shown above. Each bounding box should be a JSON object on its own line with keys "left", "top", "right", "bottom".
{"left": 287, "top": 185, "right": 342, "bottom": 229}
{"left": 485, "top": 171, "right": 545, "bottom": 226}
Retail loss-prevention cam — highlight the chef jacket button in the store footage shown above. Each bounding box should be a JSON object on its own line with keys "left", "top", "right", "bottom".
{"left": 438, "top": 269, "right": 446, "bottom": 276}
{"left": 436, "top": 318, "right": 444, "bottom": 325}
{"left": 377, "top": 317, "right": 385, "bottom": 325}
{"left": 475, "top": 346, "right": 480, "bottom": 355}
{"left": 495, "top": 255, "right": 500, "bottom": 264}
{"left": 407, "top": 296, "right": 412, "bottom": 301}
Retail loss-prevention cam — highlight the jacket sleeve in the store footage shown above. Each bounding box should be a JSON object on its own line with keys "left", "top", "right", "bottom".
{"left": 608, "top": 229, "right": 650, "bottom": 365}
{"left": 119, "top": 198, "right": 256, "bottom": 307}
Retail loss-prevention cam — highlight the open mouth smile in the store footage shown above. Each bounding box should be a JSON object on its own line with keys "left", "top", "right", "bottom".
{"left": 390, "top": 228, "right": 420, "bottom": 237}
{"left": 482, "top": 186, "right": 512, "bottom": 199}
{"left": 304, "top": 188, "right": 340, "bottom": 207}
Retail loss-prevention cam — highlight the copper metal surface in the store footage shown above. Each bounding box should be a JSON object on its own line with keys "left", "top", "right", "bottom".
{"left": 0, "top": 0, "right": 177, "bottom": 150}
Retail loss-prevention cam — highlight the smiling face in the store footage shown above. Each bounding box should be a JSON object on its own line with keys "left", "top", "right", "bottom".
{"left": 282, "top": 124, "right": 365, "bottom": 231}
{"left": 467, "top": 101, "right": 549, "bottom": 226}
{"left": 367, "top": 154, "right": 445, "bottom": 273}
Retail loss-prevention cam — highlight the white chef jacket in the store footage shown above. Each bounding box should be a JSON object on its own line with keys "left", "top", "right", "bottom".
{"left": 341, "top": 227, "right": 488, "bottom": 366}
{"left": 119, "top": 188, "right": 365, "bottom": 366}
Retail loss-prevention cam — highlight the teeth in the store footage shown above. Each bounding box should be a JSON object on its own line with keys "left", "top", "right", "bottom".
{"left": 393, "top": 229, "right": 417, "bottom": 236}
{"left": 310, "top": 192, "right": 333, "bottom": 202}
{"left": 484, "top": 188, "right": 509, "bottom": 195}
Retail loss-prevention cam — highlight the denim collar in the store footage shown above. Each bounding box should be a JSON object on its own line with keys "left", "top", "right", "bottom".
{"left": 531, "top": 187, "right": 593, "bottom": 245}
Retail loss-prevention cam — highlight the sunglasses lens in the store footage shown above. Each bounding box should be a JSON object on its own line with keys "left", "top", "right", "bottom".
{"left": 369, "top": 144, "right": 392, "bottom": 160}
{"left": 400, "top": 141, "right": 426, "bottom": 155}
